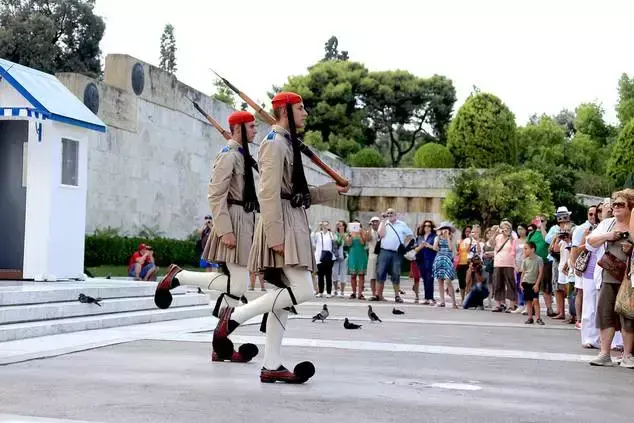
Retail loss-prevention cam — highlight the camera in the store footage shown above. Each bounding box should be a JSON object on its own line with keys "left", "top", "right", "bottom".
{"left": 618, "top": 231, "right": 630, "bottom": 240}
{"left": 558, "top": 231, "right": 571, "bottom": 240}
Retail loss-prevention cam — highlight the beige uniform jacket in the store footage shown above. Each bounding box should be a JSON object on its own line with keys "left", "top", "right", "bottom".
{"left": 203, "top": 140, "right": 257, "bottom": 266}
{"left": 248, "top": 125, "right": 340, "bottom": 273}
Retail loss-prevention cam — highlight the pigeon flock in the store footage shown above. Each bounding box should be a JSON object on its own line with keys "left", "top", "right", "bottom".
{"left": 310, "top": 303, "right": 405, "bottom": 329}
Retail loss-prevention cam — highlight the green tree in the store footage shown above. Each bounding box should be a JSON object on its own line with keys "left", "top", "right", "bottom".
{"left": 361, "top": 71, "right": 456, "bottom": 166}
{"left": 617, "top": 73, "right": 634, "bottom": 126}
{"left": 443, "top": 166, "right": 553, "bottom": 229}
{"left": 414, "top": 142, "right": 454, "bottom": 168}
{"left": 606, "top": 119, "right": 634, "bottom": 187}
{"left": 282, "top": 60, "right": 371, "bottom": 153}
{"left": 516, "top": 115, "right": 566, "bottom": 165}
{"left": 0, "top": 0, "right": 105, "bottom": 78}
{"left": 567, "top": 133, "right": 603, "bottom": 172}
{"left": 552, "top": 108, "right": 576, "bottom": 138}
{"left": 303, "top": 130, "right": 329, "bottom": 151}
{"left": 159, "top": 23, "right": 177, "bottom": 74}
{"left": 447, "top": 92, "right": 517, "bottom": 168}
{"left": 574, "top": 102, "right": 610, "bottom": 146}
{"left": 348, "top": 147, "right": 386, "bottom": 167}
{"left": 212, "top": 78, "right": 236, "bottom": 108}
{"left": 322, "top": 35, "right": 348, "bottom": 61}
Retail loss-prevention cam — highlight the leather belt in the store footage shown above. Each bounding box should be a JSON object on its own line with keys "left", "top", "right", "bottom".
{"left": 227, "top": 199, "right": 244, "bottom": 206}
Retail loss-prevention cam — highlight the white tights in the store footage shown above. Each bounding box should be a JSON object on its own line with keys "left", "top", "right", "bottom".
{"left": 231, "top": 266, "right": 313, "bottom": 370}
{"left": 175, "top": 263, "right": 249, "bottom": 314}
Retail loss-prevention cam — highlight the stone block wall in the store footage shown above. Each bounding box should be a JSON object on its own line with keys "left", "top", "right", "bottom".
{"left": 58, "top": 54, "right": 349, "bottom": 239}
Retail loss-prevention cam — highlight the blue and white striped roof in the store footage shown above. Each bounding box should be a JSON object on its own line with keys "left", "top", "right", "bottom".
{"left": 0, "top": 58, "right": 106, "bottom": 133}
{"left": 0, "top": 107, "right": 48, "bottom": 120}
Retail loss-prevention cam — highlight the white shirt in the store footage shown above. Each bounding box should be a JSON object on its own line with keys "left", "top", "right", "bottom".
{"left": 379, "top": 220, "right": 413, "bottom": 252}
{"left": 586, "top": 217, "right": 616, "bottom": 289}
{"left": 314, "top": 231, "right": 335, "bottom": 264}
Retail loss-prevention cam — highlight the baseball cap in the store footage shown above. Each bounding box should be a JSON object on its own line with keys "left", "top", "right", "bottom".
{"left": 370, "top": 216, "right": 380, "bottom": 222}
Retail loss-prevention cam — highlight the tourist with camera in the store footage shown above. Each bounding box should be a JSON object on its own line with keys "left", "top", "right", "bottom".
{"left": 586, "top": 189, "right": 634, "bottom": 368}
{"left": 463, "top": 254, "right": 489, "bottom": 309}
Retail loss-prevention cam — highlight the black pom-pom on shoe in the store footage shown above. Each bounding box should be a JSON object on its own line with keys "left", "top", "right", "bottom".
{"left": 154, "top": 289, "right": 173, "bottom": 309}
{"left": 238, "top": 343, "right": 259, "bottom": 361}
{"left": 293, "top": 361, "right": 315, "bottom": 382}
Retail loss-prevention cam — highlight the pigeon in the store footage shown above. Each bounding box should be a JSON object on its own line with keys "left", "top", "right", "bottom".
{"left": 343, "top": 318, "right": 362, "bottom": 329}
{"left": 78, "top": 293, "right": 102, "bottom": 307}
{"left": 312, "top": 304, "right": 329, "bottom": 322}
{"left": 392, "top": 307, "right": 405, "bottom": 315}
{"left": 368, "top": 305, "right": 382, "bottom": 322}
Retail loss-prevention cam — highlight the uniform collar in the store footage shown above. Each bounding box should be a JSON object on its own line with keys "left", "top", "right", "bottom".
{"left": 271, "top": 125, "right": 292, "bottom": 142}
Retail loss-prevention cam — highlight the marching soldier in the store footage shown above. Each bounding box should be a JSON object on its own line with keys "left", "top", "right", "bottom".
{"left": 213, "top": 92, "right": 349, "bottom": 384}
{"left": 154, "top": 110, "right": 260, "bottom": 363}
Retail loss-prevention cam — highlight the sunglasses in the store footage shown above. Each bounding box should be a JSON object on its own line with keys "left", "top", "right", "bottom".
{"left": 612, "top": 201, "right": 627, "bottom": 209}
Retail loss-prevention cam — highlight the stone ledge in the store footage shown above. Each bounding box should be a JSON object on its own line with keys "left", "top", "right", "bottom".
{"left": 0, "top": 305, "right": 212, "bottom": 342}
{"left": 0, "top": 293, "right": 208, "bottom": 325}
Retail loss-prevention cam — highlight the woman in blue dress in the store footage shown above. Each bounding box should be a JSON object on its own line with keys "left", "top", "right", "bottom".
{"left": 412, "top": 220, "right": 437, "bottom": 304}
{"left": 432, "top": 222, "right": 458, "bottom": 308}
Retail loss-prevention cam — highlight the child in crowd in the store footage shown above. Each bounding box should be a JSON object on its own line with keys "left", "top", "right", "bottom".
{"left": 521, "top": 242, "right": 545, "bottom": 325}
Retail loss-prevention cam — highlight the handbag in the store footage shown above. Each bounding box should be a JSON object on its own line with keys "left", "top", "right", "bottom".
{"left": 615, "top": 255, "right": 634, "bottom": 319}
{"left": 574, "top": 249, "right": 591, "bottom": 275}
{"left": 404, "top": 249, "right": 417, "bottom": 261}
{"left": 598, "top": 250, "right": 627, "bottom": 282}
{"left": 319, "top": 233, "right": 333, "bottom": 263}
{"left": 373, "top": 239, "right": 381, "bottom": 255}
{"left": 597, "top": 220, "right": 627, "bottom": 282}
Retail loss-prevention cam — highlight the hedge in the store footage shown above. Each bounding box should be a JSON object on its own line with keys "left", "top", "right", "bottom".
{"left": 84, "top": 234, "right": 199, "bottom": 267}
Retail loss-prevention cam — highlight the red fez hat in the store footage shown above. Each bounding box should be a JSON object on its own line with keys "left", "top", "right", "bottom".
{"left": 271, "top": 92, "right": 303, "bottom": 109}
{"left": 228, "top": 111, "right": 255, "bottom": 126}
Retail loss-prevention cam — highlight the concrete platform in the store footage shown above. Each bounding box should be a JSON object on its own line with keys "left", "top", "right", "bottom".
{"left": 0, "top": 279, "right": 212, "bottom": 341}
{"left": 0, "top": 294, "right": 632, "bottom": 423}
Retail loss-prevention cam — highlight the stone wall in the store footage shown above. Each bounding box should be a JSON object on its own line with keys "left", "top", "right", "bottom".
{"left": 59, "top": 54, "right": 606, "bottom": 240}
{"left": 58, "top": 54, "right": 349, "bottom": 239}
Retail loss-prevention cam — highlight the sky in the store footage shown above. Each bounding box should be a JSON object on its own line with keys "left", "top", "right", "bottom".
{"left": 94, "top": 0, "right": 634, "bottom": 125}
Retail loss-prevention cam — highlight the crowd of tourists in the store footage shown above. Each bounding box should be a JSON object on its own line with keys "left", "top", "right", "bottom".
{"left": 308, "top": 190, "right": 634, "bottom": 369}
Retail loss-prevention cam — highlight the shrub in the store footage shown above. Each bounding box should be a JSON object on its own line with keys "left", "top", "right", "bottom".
{"left": 414, "top": 142, "right": 454, "bottom": 168}
{"left": 85, "top": 234, "right": 199, "bottom": 267}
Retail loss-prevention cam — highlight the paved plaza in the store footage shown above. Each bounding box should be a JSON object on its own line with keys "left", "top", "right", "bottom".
{"left": 1, "top": 282, "right": 633, "bottom": 423}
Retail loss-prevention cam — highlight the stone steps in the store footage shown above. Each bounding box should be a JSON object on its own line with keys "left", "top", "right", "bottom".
{"left": 0, "top": 279, "right": 213, "bottom": 342}
{"left": 0, "top": 292, "right": 209, "bottom": 325}
{"left": 0, "top": 305, "right": 212, "bottom": 342}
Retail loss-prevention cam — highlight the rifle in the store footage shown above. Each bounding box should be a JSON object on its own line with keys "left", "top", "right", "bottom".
{"left": 186, "top": 96, "right": 258, "bottom": 172}
{"left": 210, "top": 69, "right": 350, "bottom": 187}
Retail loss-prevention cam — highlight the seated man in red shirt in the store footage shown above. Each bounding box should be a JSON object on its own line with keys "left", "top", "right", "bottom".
{"left": 128, "top": 244, "right": 158, "bottom": 281}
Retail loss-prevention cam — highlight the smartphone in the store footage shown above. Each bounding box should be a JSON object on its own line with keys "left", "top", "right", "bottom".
{"left": 348, "top": 222, "right": 361, "bottom": 233}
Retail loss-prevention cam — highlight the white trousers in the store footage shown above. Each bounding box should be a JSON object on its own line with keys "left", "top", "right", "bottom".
{"left": 581, "top": 277, "right": 600, "bottom": 347}
{"left": 582, "top": 278, "right": 624, "bottom": 348}
{"left": 231, "top": 266, "right": 314, "bottom": 370}
{"left": 175, "top": 264, "right": 249, "bottom": 314}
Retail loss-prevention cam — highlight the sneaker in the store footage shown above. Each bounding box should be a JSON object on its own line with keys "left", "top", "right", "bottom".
{"left": 524, "top": 318, "right": 534, "bottom": 324}
{"left": 589, "top": 354, "right": 617, "bottom": 367}
{"left": 349, "top": 293, "right": 356, "bottom": 299}
{"left": 315, "top": 293, "right": 322, "bottom": 298}
{"left": 620, "top": 355, "right": 634, "bottom": 369}
{"left": 325, "top": 293, "right": 332, "bottom": 298}
{"left": 395, "top": 296, "right": 404, "bottom": 303}
{"left": 536, "top": 318, "right": 545, "bottom": 325}
{"left": 521, "top": 310, "right": 528, "bottom": 315}
{"left": 511, "top": 306, "right": 525, "bottom": 314}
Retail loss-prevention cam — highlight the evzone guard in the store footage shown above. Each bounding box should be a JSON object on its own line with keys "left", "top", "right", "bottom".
{"left": 154, "top": 110, "right": 261, "bottom": 363}
{"left": 214, "top": 92, "right": 349, "bottom": 384}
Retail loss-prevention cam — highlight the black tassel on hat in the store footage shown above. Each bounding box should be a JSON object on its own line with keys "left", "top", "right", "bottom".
{"left": 286, "top": 103, "right": 311, "bottom": 209}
